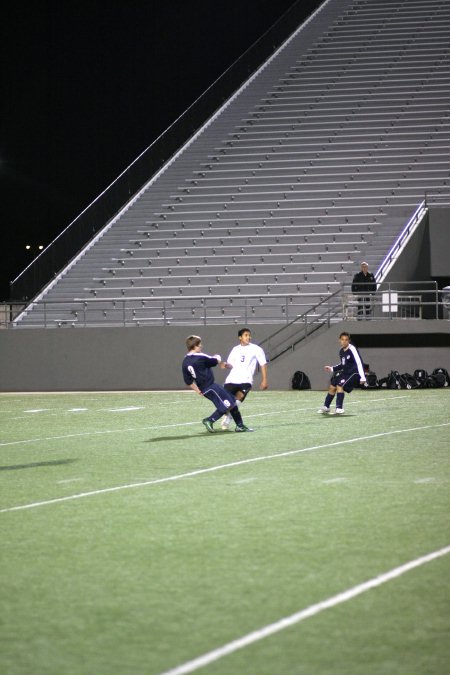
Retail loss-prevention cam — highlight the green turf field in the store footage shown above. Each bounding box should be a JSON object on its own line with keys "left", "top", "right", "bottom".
{"left": 1, "top": 389, "right": 449, "bottom": 675}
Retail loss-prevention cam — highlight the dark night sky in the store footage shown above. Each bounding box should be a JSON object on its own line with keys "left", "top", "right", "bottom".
{"left": 1, "top": 0, "right": 323, "bottom": 300}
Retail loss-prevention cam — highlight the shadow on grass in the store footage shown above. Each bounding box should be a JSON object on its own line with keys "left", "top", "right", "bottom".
{"left": 318, "top": 414, "right": 357, "bottom": 419}
{"left": 145, "top": 416, "right": 357, "bottom": 442}
{"left": 0, "top": 458, "right": 78, "bottom": 471}
{"left": 146, "top": 431, "right": 231, "bottom": 442}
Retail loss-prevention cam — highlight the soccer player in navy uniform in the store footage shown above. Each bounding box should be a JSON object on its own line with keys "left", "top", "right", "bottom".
{"left": 318, "top": 331, "right": 366, "bottom": 415}
{"left": 182, "top": 335, "right": 253, "bottom": 432}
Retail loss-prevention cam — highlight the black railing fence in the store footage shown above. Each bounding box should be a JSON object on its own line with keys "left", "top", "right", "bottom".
{"left": 3, "top": 283, "right": 449, "bottom": 331}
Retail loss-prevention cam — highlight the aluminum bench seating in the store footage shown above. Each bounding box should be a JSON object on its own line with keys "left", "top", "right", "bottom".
{"left": 108, "top": 248, "right": 361, "bottom": 269}
{"left": 143, "top": 212, "right": 385, "bottom": 226}
{"left": 16, "top": 0, "right": 450, "bottom": 328}
{"left": 136, "top": 221, "right": 380, "bottom": 237}
{"left": 91, "top": 269, "right": 348, "bottom": 289}
{"left": 82, "top": 280, "right": 342, "bottom": 299}
{"left": 210, "top": 136, "right": 450, "bottom": 159}
{"left": 120, "top": 231, "right": 374, "bottom": 251}
{"left": 101, "top": 260, "right": 353, "bottom": 278}
{"left": 115, "top": 242, "right": 371, "bottom": 260}
{"left": 189, "top": 163, "right": 448, "bottom": 183}
{"left": 124, "top": 231, "right": 376, "bottom": 250}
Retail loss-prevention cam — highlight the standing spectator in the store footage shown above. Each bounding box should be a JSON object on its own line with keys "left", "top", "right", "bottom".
{"left": 318, "top": 331, "right": 366, "bottom": 415}
{"left": 219, "top": 327, "right": 268, "bottom": 430}
{"left": 351, "top": 261, "right": 377, "bottom": 319}
{"left": 182, "top": 335, "right": 253, "bottom": 433}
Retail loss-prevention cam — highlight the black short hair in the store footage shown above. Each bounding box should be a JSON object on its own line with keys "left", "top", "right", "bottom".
{"left": 339, "top": 331, "right": 351, "bottom": 340}
{"left": 238, "top": 327, "right": 251, "bottom": 338}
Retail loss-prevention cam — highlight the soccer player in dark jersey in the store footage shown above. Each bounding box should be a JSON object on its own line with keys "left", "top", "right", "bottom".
{"left": 318, "top": 331, "right": 366, "bottom": 415}
{"left": 182, "top": 335, "right": 253, "bottom": 432}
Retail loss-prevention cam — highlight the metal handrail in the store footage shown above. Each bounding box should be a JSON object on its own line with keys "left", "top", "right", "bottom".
{"left": 376, "top": 200, "right": 427, "bottom": 282}
{"left": 342, "top": 282, "right": 444, "bottom": 320}
{"left": 259, "top": 289, "right": 343, "bottom": 362}
{"left": 256, "top": 283, "right": 449, "bottom": 362}
{"left": 3, "top": 283, "right": 449, "bottom": 329}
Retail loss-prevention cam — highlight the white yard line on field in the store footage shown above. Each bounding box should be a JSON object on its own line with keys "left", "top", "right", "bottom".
{"left": 0, "top": 421, "right": 448, "bottom": 514}
{"left": 108, "top": 407, "right": 146, "bottom": 412}
{"left": 158, "top": 544, "right": 450, "bottom": 675}
{"left": 0, "top": 423, "right": 197, "bottom": 447}
{"left": 0, "top": 395, "right": 408, "bottom": 448}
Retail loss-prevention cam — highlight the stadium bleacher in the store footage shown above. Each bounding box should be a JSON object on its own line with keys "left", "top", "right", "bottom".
{"left": 14, "top": 0, "right": 450, "bottom": 327}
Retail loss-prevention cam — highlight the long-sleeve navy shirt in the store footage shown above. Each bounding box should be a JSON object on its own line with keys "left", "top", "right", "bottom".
{"left": 333, "top": 344, "right": 365, "bottom": 380}
{"left": 182, "top": 352, "right": 219, "bottom": 392}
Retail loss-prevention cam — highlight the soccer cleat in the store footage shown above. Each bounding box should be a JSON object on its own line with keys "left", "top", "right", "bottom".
{"left": 235, "top": 424, "right": 254, "bottom": 432}
{"left": 335, "top": 408, "right": 345, "bottom": 415}
{"left": 221, "top": 414, "right": 232, "bottom": 430}
{"left": 202, "top": 418, "right": 215, "bottom": 433}
{"left": 318, "top": 406, "right": 330, "bottom": 414}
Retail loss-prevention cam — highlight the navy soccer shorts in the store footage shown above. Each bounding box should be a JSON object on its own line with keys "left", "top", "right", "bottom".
{"left": 224, "top": 382, "right": 252, "bottom": 401}
{"left": 330, "top": 371, "right": 360, "bottom": 394}
{"left": 202, "top": 383, "right": 237, "bottom": 414}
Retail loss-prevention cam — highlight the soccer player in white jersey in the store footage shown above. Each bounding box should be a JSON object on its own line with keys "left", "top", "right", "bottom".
{"left": 318, "top": 331, "right": 366, "bottom": 415}
{"left": 219, "top": 328, "right": 268, "bottom": 430}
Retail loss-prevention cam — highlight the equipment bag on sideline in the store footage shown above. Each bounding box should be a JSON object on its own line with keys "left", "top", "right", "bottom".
{"left": 363, "top": 371, "right": 379, "bottom": 389}
{"left": 291, "top": 371, "right": 311, "bottom": 390}
{"left": 400, "top": 373, "right": 420, "bottom": 389}
{"left": 379, "top": 370, "right": 402, "bottom": 390}
{"left": 413, "top": 369, "right": 430, "bottom": 388}
{"left": 431, "top": 367, "right": 450, "bottom": 387}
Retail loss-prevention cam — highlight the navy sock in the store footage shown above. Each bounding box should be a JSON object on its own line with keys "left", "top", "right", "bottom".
{"left": 210, "top": 410, "right": 223, "bottom": 423}
{"left": 336, "top": 392, "right": 345, "bottom": 409}
{"left": 230, "top": 407, "right": 243, "bottom": 426}
{"left": 324, "top": 394, "right": 334, "bottom": 408}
